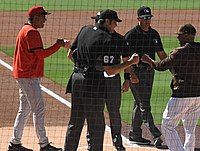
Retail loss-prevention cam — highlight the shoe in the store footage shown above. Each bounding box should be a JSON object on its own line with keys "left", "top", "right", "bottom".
{"left": 129, "top": 137, "right": 151, "bottom": 145}
{"left": 115, "top": 145, "right": 126, "bottom": 151}
{"left": 154, "top": 137, "right": 163, "bottom": 147}
{"left": 40, "top": 144, "right": 63, "bottom": 151}
{"left": 8, "top": 142, "right": 33, "bottom": 151}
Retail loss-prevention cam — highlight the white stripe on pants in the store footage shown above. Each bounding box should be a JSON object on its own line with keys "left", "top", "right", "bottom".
{"left": 11, "top": 78, "right": 49, "bottom": 147}
{"left": 161, "top": 97, "right": 200, "bottom": 151}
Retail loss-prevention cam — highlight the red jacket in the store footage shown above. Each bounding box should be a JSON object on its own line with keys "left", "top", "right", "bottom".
{"left": 13, "top": 24, "right": 60, "bottom": 78}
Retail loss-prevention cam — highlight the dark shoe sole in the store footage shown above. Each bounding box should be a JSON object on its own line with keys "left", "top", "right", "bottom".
{"left": 129, "top": 140, "right": 151, "bottom": 145}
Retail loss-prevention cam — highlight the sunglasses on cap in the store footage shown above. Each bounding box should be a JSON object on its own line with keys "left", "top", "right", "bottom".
{"left": 139, "top": 16, "right": 152, "bottom": 20}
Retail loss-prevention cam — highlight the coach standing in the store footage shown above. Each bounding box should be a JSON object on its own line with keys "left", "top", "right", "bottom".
{"left": 9, "top": 6, "right": 70, "bottom": 151}
{"left": 64, "top": 9, "right": 139, "bottom": 151}
{"left": 141, "top": 24, "right": 200, "bottom": 151}
{"left": 124, "top": 6, "right": 167, "bottom": 146}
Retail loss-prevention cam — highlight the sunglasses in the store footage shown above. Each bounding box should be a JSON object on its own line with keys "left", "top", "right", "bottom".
{"left": 139, "top": 16, "right": 152, "bottom": 20}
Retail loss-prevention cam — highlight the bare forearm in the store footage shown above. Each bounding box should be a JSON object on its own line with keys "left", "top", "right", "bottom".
{"left": 104, "top": 57, "right": 137, "bottom": 76}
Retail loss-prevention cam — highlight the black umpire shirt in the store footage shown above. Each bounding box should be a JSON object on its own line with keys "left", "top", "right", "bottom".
{"left": 125, "top": 24, "right": 164, "bottom": 67}
{"left": 71, "top": 24, "right": 129, "bottom": 98}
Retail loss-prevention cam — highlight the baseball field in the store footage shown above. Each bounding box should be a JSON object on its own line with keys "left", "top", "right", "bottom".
{"left": 0, "top": 0, "right": 200, "bottom": 150}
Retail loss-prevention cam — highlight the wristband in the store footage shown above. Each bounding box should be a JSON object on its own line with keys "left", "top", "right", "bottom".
{"left": 124, "top": 73, "right": 131, "bottom": 80}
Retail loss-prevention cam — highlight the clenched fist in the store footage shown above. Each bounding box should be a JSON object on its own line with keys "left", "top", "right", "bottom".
{"left": 128, "top": 53, "right": 139, "bottom": 65}
{"left": 141, "top": 54, "right": 153, "bottom": 67}
{"left": 56, "top": 38, "right": 71, "bottom": 49}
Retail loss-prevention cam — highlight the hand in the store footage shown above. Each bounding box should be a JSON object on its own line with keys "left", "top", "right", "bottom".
{"left": 141, "top": 54, "right": 153, "bottom": 66}
{"left": 56, "top": 39, "right": 71, "bottom": 48}
{"left": 128, "top": 53, "right": 139, "bottom": 65}
{"left": 122, "top": 80, "right": 130, "bottom": 93}
{"left": 130, "top": 70, "right": 139, "bottom": 83}
{"left": 64, "top": 39, "right": 71, "bottom": 49}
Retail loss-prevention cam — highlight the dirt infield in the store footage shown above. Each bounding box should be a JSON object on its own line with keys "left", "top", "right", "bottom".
{"left": 1, "top": 9, "right": 200, "bottom": 47}
{"left": 1, "top": 9, "right": 200, "bottom": 150}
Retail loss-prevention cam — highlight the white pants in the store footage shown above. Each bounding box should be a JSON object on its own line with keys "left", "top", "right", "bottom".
{"left": 11, "top": 78, "right": 49, "bottom": 147}
{"left": 161, "top": 97, "right": 200, "bottom": 151}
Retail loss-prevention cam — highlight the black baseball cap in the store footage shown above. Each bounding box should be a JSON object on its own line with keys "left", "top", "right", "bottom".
{"left": 176, "top": 24, "right": 196, "bottom": 35}
{"left": 137, "top": 6, "right": 153, "bottom": 17}
{"left": 98, "top": 9, "right": 122, "bottom": 22}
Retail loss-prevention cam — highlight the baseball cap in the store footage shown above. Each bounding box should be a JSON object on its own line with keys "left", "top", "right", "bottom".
{"left": 28, "top": 6, "right": 51, "bottom": 17}
{"left": 137, "top": 6, "right": 153, "bottom": 17}
{"left": 98, "top": 9, "right": 122, "bottom": 22}
{"left": 176, "top": 24, "right": 196, "bottom": 35}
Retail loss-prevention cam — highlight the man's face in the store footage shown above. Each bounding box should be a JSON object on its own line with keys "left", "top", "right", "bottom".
{"left": 104, "top": 19, "right": 117, "bottom": 33}
{"left": 138, "top": 16, "right": 152, "bottom": 29}
{"left": 33, "top": 14, "right": 47, "bottom": 28}
{"left": 177, "top": 33, "right": 187, "bottom": 46}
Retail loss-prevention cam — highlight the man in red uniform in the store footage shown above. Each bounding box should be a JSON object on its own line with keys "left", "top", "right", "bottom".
{"left": 8, "top": 6, "right": 70, "bottom": 151}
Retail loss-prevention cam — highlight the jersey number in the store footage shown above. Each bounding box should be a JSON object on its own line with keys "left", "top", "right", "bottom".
{"left": 103, "top": 56, "right": 114, "bottom": 64}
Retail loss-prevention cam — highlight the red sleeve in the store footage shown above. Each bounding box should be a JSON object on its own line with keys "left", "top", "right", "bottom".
{"left": 27, "top": 30, "right": 61, "bottom": 59}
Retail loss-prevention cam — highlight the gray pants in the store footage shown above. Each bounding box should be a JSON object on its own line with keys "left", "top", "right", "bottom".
{"left": 162, "top": 97, "right": 200, "bottom": 151}
{"left": 11, "top": 78, "right": 49, "bottom": 147}
{"left": 129, "top": 68, "right": 161, "bottom": 139}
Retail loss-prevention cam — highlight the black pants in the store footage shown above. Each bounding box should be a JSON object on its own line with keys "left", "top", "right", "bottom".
{"left": 129, "top": 68, "right": 161, "bottom": 139}
{"left": 87, "top": 74, "right": 123, "bottom": 147}
{"left": 64, "top": 72, "right": 105, "bottom": 151}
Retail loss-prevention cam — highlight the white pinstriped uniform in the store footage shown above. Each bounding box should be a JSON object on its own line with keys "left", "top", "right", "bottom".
{"left": 161, "top": 96, "right": 200, "bottom": 151}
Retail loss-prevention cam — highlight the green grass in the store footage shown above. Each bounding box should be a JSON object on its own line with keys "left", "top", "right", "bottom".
{"left": 0, "top": 0, "right": 200, "bottom": 11}
{"left": 1, "top": 36, "right": 200, "bottom": 125}
{"left": 44, "top": 48, "right": 73, "bottom": 87}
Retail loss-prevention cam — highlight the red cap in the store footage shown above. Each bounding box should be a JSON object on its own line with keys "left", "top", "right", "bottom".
{"left": 28, "top": 6, "right": 51, "bottom": 17}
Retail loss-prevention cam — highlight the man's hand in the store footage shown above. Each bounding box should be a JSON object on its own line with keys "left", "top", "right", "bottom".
{"left": 130, "top": 70, "right": 139, "bottom": 83}
{"left": 122, "top": 80, "right": 130, "bottom": 92}
{"left": 141, "top": 54, "right": 153, "bottom": 67}
{"left": 56, "top": 38, "right": 71, "bottom": 48}
{"left": 129, "top": 53, "right": 139, "bottom": 65}
{"left": 64, "top": 39, "right": 71, "bottom": 49}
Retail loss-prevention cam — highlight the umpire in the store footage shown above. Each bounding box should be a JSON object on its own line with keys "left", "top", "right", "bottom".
{"left": 85, "top": 11, "right": 132, "bottom": 151}
{"left": 124, "top": 6, "right": 167, "bottom": 146}
{"left": 64, "top": 9, "right": 139, "bottom": 151}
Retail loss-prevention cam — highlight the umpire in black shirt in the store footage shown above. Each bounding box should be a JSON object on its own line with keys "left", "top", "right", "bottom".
{"left": 84, "top": 11, "right": 132, "bottom": 151}
{"left": 64, "top": 9, "right": 139, "bottom": 151}
{"left": 124, "top": 6, "right": 167, "bottom": 147}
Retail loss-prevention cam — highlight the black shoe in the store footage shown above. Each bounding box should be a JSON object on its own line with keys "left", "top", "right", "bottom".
{"left": 115, "top": 145, "right": 126, "bottom": 151}
{"left": 129, "top": 137, "right": 151, "bottom": 145}
{"left": 8, "top": 142, "right": 33, "bottom": 151}
{"left": 40, "top": 144, "right": 63, "bottom": 151}
{"left": 154, "top": 137, "right": 163, "bottom": 147}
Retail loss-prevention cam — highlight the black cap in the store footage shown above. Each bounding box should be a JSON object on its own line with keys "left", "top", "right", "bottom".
{"left": 137, "top": 6, "right": 153, "bottom": 17}
{"left": 98, "top": 9, "right": 122, "bottom": 22}
{"left": 91, "top": 11, "right": 102, "bottom": 20}
{"left": 176, "top": 24, "right": 196, "bottom": 35}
